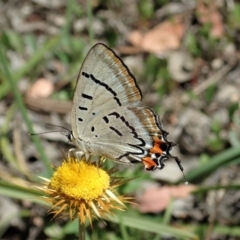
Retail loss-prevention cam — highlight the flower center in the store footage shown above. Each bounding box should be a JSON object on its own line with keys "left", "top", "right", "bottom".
{"left": 49, "top": 159, "right": 110, "bottom": 201}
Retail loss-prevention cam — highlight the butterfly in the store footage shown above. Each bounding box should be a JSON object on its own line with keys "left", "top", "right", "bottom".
{"left": 69, "top": 43, "right": 186, "bottom": 180}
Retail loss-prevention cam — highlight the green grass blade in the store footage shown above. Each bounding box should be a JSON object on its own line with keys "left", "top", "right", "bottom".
{"left": 182, "top": 147, "right": 240, "bottom": 183}
{"left": 0, "top": 103, "right": 17, "bottom": 168}
{"left": 107, "top": 214, "right": 199, "bottom": 239}
{"left": 0, "top": 36, "right": 60, "bottom": 100}
{"left": 0, "top": 46, "right": 53, "bottom": 176}
{"left": 0, "top": 181, "right": 45, "bottom": 204}
{"left": 194, "top": 184, "right": 240, "bottom": 193}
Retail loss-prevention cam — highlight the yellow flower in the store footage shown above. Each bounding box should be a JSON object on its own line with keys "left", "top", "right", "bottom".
{"left": 38, "top": 157, "right": 131, "bottom": 225}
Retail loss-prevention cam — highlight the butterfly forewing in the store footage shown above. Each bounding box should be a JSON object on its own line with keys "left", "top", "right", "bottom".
{"left": 71, "top": 44, "right": 142, "bottom": 141}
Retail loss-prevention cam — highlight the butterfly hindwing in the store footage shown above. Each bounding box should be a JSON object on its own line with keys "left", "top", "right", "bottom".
{"left": 79, "top": 106, "right": 153, "bottom": 162}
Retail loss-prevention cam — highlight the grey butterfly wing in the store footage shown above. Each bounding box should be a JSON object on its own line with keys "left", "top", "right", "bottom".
{"left": 70, "top": 43, "right": 184, "bottom": 176}
{"left": 82, "top": 106, "right": 164, "bottom": 164}
{"left": 71, "top": 43, "right": 142, "bottom": 141}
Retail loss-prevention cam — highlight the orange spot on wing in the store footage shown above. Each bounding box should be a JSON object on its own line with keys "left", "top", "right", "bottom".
{"left": 142, "top": 157, "right": 157, "bottom": 170}
{"left": 149, "top": 137, "right": 166, "bottom": 154}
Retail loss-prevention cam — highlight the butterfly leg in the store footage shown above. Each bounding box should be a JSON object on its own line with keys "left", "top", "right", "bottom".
{"left": 68, "top": 148, "right": 90, "bottom": 160}
{"left": 68, "top": 148, "right": 84, "bottom": 159}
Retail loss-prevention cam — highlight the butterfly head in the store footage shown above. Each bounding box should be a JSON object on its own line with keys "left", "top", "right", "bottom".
{"left": 67, "top": 131, "right": 74, "bottom": 143}
{"left": 67, "top": 131, "right": 80, "bottom": 146}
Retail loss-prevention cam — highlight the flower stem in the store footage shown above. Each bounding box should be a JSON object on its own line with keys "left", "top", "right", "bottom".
{"left": 78, "top": 218, "right": 85, "bottom": 240}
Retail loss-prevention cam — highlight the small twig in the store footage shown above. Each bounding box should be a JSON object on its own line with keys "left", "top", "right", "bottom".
{"left": 193, "top": 63, "right": 234, "bottom": 95}
{"left": 24, "top": 96, "right": 72, "bottom": 114}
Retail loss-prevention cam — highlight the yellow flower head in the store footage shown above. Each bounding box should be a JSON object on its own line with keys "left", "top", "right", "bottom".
{"left": 38, "top": 157, "right": 131, "bottom": 224}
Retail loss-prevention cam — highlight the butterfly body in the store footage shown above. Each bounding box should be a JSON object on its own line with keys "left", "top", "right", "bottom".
{"left": 70, "top": 43, "right": 182, "bottom": 171}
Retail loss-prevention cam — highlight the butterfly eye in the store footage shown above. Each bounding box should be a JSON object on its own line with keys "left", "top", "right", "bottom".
{"left": 67, "top": 131, "right": 73, "bottom": 142}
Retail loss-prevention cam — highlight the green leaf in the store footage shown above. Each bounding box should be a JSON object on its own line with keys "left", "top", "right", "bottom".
{"left": 182, "top": 147, "right": 240, "bottom": 183}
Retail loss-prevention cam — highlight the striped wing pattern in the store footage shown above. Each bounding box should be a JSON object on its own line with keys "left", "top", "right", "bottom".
{"left": 71, "top": 43, "right": 180, "bottom": 171}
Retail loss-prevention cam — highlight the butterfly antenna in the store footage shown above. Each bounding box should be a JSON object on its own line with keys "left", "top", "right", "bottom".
{"left": 45, "top": 123, "right": 70, "bottom": 132}
{"left": 29, "top": 123, "right": 72, "bottom": 139}
{"left": 29, "top": 131, "right": 66, "bottom": 136}
{"left": 173, "top": 156, "right": 188, "bottom": 185}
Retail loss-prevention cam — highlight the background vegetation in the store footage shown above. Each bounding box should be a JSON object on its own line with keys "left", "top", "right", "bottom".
{"left": 0, "top": 0, "right": 240, "bottom": 239}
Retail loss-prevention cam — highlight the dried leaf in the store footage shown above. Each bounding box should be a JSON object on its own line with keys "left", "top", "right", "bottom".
{"left": 197, "top": 0, "right": 224, "bottom": 38}
{"left": 27, "top": 78, "right": 54, "bottom": 99}
{"left": 137, "top": 185, "right": 197, "bottom": 213}
{"left": 128, "top": 16, "right": 185, "bottom": 54}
